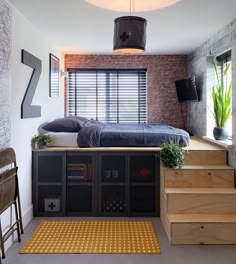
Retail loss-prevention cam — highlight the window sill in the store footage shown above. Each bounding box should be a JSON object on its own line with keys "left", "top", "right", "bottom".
{"left": 203, "top": 136, "right": 232, "bottom": 149}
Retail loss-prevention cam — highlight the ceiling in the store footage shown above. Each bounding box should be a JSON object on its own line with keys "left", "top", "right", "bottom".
{"left": 8, "top": 0, "right": 236, "bottom": 55}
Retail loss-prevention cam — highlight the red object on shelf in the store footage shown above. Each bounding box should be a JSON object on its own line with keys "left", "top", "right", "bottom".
{"left": 140, "top": 167, "right": 150, "bottom": 177}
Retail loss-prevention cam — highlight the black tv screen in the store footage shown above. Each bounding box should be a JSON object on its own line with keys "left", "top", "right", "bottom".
{"left": 175, "top": 77, "right": 198, "bottom": 102}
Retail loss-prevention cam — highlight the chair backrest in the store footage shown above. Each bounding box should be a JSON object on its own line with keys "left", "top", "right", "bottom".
{"left": 0, "top": 148, "right": 16, "bottom": 168}
{"left": 0, "top": 148, "right": 17, "bottom": 213}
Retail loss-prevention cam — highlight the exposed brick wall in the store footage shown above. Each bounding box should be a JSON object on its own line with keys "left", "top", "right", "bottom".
{"left": 65, "top": 54, "right": 188, "bottom": 128}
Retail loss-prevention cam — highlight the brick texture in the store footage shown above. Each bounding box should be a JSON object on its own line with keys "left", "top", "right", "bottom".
{"left": 65, "top": 54, "right": 188, "bottom": 128}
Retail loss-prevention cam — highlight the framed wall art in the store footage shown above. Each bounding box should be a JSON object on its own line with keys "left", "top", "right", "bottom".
{"left": 49, "top": 53, "right": 59, "bottom": 97}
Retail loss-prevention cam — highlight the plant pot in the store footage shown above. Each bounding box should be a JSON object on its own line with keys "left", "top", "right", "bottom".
{"left": 213, "top": 127, "right": 228, "bottom": 140}
{"left": 38, "top": 144, "right": 47, "bottom": 149}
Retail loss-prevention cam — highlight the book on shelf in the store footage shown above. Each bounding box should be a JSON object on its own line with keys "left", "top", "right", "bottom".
{"left": 67, "top": 164, "right": 87, "bottom": 178}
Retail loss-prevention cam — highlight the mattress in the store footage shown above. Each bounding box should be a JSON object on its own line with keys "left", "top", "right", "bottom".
{"left": 46, "top": 132, "right": 78, "bottom": 147}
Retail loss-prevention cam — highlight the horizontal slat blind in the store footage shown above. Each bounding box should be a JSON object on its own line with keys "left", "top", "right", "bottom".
{"left": 67, "top": 69, "right": 147, "bottom": 123}
{"left": 216, "top": 50, "right": 231, "bottom": 87}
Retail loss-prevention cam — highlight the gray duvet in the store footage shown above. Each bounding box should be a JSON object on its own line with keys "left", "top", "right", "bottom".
{"left": 77, "top": 120, "right": 190, "bottom": 147}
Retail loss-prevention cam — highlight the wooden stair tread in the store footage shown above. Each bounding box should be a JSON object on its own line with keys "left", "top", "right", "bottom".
{"left": 188, "top": 137, "right": 227, "bottom": 150}
{"left": 168, "top": 214, "right": 236, "bottom": 223}
{"left": 166, "top": 165, "right": 233, "bottom": 170}
{"left": 165, "top": 188, "right": 236, "bottom": 194}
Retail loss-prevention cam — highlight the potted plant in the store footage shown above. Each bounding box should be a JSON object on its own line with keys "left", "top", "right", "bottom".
{"left": 32, "top": 134, "right": 52, "bottom": 149}
{"left": 160, "top": 142, "right": 186, "bottom": 168}
{"left": 212, "top": 63, "right": 232, "bottom": 140}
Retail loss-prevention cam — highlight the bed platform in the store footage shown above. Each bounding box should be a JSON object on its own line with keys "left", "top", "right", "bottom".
{"left": 32, "top": 138, "right": 225, "bottom": 217}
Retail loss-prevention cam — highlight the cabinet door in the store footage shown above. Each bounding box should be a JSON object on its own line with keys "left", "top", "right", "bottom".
{"left": 66, "top": 153, "right": 94, "bottom": 215}
{"left": 100, "top": 154, "right": 127, "bottom": 216}
{"left": 129, "top": 153, "right": 159, "bottom": 216}
{"left": 33, "top": 152, "right": 66, "bottom": 216}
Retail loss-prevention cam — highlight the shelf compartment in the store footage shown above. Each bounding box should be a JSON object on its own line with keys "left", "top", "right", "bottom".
{"left": 67, "top": 155, "right": 93, "bottom": 182}
{"left": 101, "top": 156, "right": 125, "bottom": 183}
{"left": 38, "top": 186, "right": 63, "bottom": 213}
{"left": 67, "top": 186, "right": 92, "bottom": 213}
{"left": 130, "top": 186, "right": 156, "bottom": 213}
{"left": 101, "top": 186, "right": 126, "bottom": 213}
{"left": 130, "top": 155, "right": 156, "bottom": 183}
{"left": 38, "top": 155, "right": 64, "bottom": 183}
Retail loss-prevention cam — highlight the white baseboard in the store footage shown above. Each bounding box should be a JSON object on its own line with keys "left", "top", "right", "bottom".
{"left": 22, "top": 204, "right": 33, "bottom": 229}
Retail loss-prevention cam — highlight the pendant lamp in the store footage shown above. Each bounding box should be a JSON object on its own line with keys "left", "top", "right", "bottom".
{"left": 113, "top": 0, "right": 147, "bottom": 55}
{"left": 113, "top": 16, "right": 147, "bottom": 55}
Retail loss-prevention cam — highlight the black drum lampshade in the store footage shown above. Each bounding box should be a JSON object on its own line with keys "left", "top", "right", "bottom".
{"left": 113, "top": 16, "right": 147, "bottom": 55}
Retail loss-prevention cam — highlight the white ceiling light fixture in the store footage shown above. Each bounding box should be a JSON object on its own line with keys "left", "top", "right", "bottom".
{"left": 113, "top": 0, "right": 147, "bottom": 55}
{"left": 85, "top": 0, "right": 181, "bottom": 12}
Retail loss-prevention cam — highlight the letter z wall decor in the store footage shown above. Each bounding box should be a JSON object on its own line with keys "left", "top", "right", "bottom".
{"left": 21, "top": 49, "right": 42, "bottom": 118}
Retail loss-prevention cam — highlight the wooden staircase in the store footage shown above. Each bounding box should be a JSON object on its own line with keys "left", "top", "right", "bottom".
{"left": 160, "top": 139, "right": 236, "bottom": 244}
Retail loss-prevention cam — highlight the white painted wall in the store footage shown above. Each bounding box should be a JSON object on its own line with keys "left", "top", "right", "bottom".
{"left": 2, "top": 3, "right": 64, "bottom": 250}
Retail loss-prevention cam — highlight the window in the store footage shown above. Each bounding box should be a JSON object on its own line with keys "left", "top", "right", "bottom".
{"left": 216, "top": 50, "right": 232, "bottom": 138}
{"left": 67, "top": 69, "right": 147, "bottom": 123}
{"left": 216, "top": 50, "right": 231, "bottom": 90}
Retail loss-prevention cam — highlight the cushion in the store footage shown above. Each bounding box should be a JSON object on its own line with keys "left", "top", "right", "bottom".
{"left": 42, "top": 118, "right": 82, "bottom": 132}
{"left": 66, "top": 116, "right": 89, "bottom": 127}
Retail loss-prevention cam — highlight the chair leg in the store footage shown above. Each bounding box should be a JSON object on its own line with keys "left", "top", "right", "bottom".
{"left": 14, "top": 202, "right": 21, "bottom": 243}
{"left": 16, "top": 181, "right": 24, "bottom": 234}
{"left": 0, "top": 218, "right": 5, "bottom": 259}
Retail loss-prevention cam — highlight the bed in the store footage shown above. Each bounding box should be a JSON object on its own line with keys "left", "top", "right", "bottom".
{"left": 42, "top": 117, "right": 190, "bottom": 147}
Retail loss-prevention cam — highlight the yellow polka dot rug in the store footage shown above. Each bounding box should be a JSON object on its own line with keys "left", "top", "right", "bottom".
{"left": 20, "top": 221, "right": 160, "bottom": 254}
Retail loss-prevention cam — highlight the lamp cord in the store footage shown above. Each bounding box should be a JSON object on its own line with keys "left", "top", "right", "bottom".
{"left": 130, "top": 0, "right": 135, "bottom": 15}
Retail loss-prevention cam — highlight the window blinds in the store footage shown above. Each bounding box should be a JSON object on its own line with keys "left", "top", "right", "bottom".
{"left": 67, "top": 69, "right": 147, "bottom": 123}
{"left": 216, "top": 50, "right": 231, "bottom": 87}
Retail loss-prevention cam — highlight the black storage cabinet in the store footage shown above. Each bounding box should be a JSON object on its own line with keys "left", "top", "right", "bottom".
{"left": 32, "top": 150, "right": 160, "bottom": 217}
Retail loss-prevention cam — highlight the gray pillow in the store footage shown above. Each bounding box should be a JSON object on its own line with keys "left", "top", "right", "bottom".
{"left": 66, "top": 116, "right": 89, "bottom": 126}
{"left": 42, "top": 118, "right": 83, "bottom": 132}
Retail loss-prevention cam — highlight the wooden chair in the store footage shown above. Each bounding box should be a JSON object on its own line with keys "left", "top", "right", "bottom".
{"left": 0, "top": 148, "right": 23, "bottom": 261}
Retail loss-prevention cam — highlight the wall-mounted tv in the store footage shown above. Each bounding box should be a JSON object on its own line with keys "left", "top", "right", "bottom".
{"left": 175, "top": 77, "right": 199, "bottom": 102}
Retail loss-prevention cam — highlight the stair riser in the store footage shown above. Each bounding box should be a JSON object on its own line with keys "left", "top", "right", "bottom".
{"left": 185, "top": 151, "right": 227, "bottom": 165}
{"left": 160, "top": 191, "right": 171, "bottom": 241}
{"left": 167, "top": 194, "right": 236, "bottom": 214}
{"left": 171, "top": 223, "right": 236, "bottom": 244}
{"left": 165, "top": 170, "right": 234, "bottom": 188}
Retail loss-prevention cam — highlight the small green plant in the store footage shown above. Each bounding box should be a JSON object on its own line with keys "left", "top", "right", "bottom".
{"left": 160, "top": 142, "right": 185, "bottom": 168}
{"left": 212, "top": 63, "right": 232, "bottom": 128}
{"left": 32, "top": 134, "right": 52, "bottom": 148}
